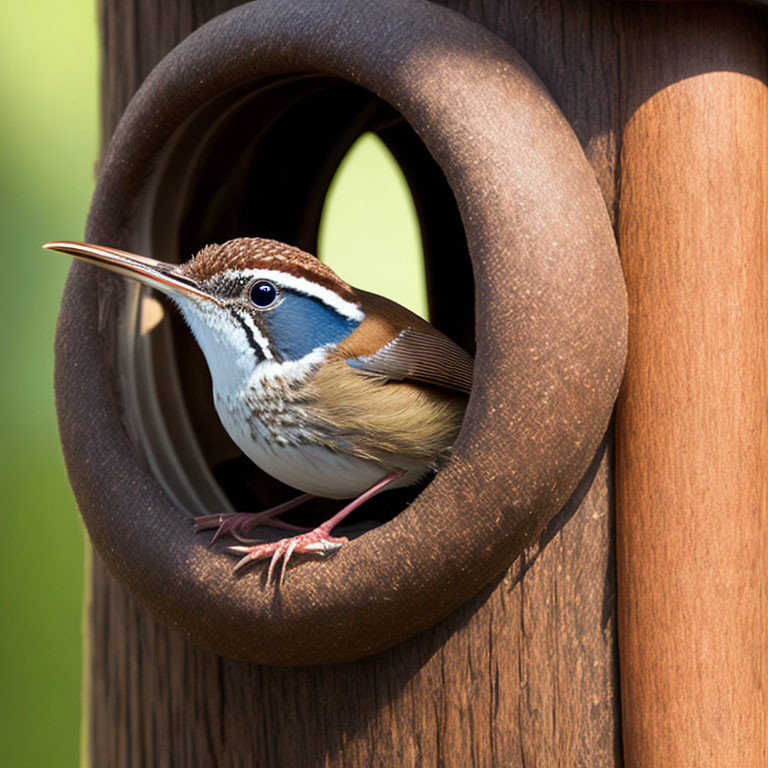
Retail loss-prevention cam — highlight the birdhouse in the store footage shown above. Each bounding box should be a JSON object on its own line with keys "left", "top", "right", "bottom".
{"left": 54, "top": 0, "right": 767, "bottom": 765}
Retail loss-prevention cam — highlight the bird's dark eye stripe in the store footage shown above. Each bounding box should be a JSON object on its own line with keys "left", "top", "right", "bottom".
{"left": 250, "top": 280, "right": 278, "bottom": 308}
{"left": 232, "top": 312, "right": 267, "bottom": 363}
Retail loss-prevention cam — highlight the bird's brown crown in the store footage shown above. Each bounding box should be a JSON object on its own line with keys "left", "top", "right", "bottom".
{"left": 179, "top": 237, "right": 358, "bottom": 303}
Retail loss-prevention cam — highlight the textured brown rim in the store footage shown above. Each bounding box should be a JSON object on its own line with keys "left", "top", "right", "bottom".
{"left": 55, "top": 0, "right": 627, "bottom": 665}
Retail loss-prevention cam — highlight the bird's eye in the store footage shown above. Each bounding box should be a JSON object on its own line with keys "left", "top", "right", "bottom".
{"left": 249, "top": 280, "right": 278, "bottom": 308}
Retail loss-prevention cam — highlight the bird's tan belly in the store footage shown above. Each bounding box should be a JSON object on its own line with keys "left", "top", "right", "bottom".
{"left": 214, "top": 389, "right": 423, "bottom": 498}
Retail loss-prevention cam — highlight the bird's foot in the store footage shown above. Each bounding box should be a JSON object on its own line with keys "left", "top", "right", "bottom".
{"left": 227, "top": 527, "right": 348, "bottom": 586}
{"left": 193, "top": 493, "right": 314, "bottom": 542}
{"left": 205, "top": 471, "right": 402, "bottom": 585}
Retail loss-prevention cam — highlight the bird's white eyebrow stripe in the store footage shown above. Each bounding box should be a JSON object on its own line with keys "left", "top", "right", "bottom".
{"left": 218, "top": 268, "right": 364, "bottom": 322}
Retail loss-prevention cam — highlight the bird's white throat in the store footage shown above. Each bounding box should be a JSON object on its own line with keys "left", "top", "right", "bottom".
{"left": 173, "top": 295, "right": 269, "bottom": 397}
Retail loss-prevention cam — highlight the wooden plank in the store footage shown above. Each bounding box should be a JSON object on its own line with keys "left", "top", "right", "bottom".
{"left": 616, "top": 5, "right": 768, "bottom": 766}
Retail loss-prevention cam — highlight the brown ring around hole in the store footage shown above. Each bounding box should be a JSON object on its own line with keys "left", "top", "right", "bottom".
{"left": 55, "top": 0, "right": 627, "bottom": 665}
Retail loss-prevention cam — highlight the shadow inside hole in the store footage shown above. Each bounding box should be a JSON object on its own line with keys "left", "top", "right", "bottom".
{"left": 211, "top": 456, "right": 431, "bottom": 535}
{"left": 148, "top": 75, "right": 472, "bottom": 531}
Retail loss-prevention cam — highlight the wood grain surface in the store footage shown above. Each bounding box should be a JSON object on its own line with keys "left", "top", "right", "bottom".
{"left": 617, "top": 5, "right": 768, "bottom": 766}
{"left": 90, "top": 442, "right": 617, "bottom": 767}
{"left": 87, "top": 0, "right": 624, "bottom": 765}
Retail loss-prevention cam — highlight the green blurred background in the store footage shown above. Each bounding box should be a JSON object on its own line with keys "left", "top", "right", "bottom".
{"left": 0, "top": 1, "right": 97, "bottom": 765}
{"left": 0, "top": 2, "right": 424, "bottom": 764}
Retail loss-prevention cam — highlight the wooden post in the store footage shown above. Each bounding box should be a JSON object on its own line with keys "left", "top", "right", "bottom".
{"left": 617, "top": 5, "right": 768, "bottom": 766}
{"left": 88, "top": 1, "right": 625, "bottom": 765}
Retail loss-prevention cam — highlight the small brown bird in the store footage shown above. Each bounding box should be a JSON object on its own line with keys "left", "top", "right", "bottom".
{"left": 45, "top": 238, "right": 472, "bottom": 583}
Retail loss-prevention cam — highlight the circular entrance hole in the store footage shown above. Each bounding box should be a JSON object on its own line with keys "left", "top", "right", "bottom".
{"left": 123, "top": 75, "right": 472, "bottom": 535}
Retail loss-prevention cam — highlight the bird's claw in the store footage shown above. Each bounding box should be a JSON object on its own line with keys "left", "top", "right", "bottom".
{"left": 228, "top": 530, "right": 348, "bottom": 586}
{"left": 193, "top": 510, "right": 308, "bottom": 542}
{"left": 194, "top": 512, "right": 232, "bottom": 533}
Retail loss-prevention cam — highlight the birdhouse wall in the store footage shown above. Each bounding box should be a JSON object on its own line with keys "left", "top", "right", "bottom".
{"left": 83, "top": 1, "right": 768, "bottom": 767}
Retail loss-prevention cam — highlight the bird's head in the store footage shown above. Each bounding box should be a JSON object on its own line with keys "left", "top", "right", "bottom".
{"left": 44, "top": 238, "right": 365, "bottom": 390}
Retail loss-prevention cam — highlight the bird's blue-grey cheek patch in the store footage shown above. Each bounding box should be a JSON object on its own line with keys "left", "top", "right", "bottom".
{"left": 263, "top": 292, "right": 361, "bottom": 360}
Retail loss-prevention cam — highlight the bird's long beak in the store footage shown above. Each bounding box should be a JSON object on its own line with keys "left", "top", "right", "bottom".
{"left": 43, "top": 240, "right": 214, "bottom": 303}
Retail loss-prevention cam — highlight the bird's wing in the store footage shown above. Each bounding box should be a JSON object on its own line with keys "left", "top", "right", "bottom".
{"left": 347, "top": 327, "right": 474, "bottom": 394}
{"left": 335, "top": 288, "right": 474, "bottom": 395}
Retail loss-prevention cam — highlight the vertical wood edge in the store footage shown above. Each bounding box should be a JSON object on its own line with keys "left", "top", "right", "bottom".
{"left": 616, "top": 5, "right": 768, "bottom": 766}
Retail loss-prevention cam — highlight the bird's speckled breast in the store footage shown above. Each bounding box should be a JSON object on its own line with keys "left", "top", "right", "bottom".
{"left": 212, "top": 357, "right": 396, "bottom": 499}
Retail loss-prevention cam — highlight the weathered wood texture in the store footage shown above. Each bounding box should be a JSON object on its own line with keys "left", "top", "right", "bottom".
{"left": 89, "top": 0, "right": 626, "bottom": 765}
{"left": 616, "top": 5, "right": 768, "bottom": 767}
{"left": 91, "top": 446, "right": 617, "bottom": 767}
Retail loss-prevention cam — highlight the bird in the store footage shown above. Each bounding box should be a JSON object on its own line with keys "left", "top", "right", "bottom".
{"left": 44, "top": 237, "right": 473, "bottom": 584}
